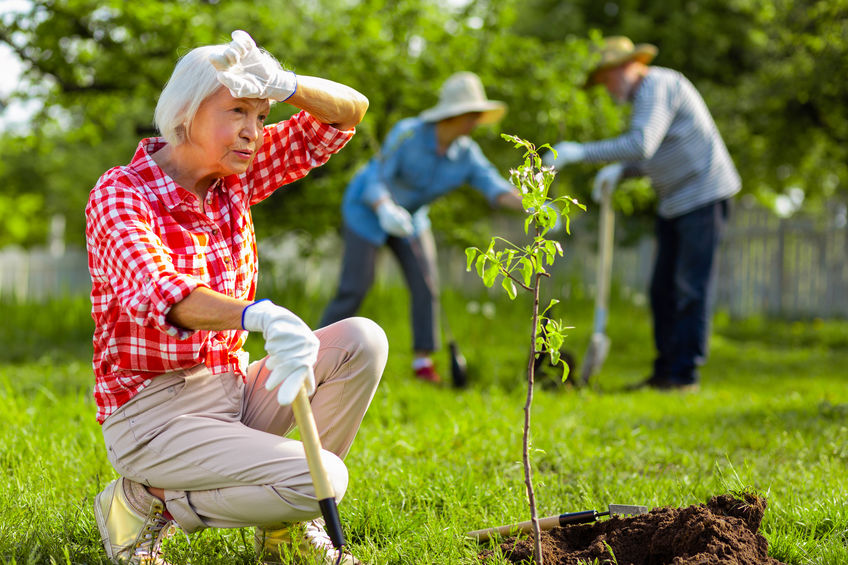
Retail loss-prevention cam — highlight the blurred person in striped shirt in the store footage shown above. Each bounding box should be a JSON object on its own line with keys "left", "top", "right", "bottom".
{"left": 546, "top": 36, "right": 740, "bottom": 392}
{"left": 85, "top": 30, "right": 380, "bottom": 565}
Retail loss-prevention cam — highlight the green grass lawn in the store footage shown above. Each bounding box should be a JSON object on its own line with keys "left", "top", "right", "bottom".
{"left": 0, "top": 286, "right": 846, "bottom": 564}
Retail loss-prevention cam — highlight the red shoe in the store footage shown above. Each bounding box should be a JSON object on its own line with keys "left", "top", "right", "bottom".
{"left": 414, "top": 364, "right": 442, "bottom": 383}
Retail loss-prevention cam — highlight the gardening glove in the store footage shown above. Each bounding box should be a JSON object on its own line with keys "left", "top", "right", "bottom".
{"left": 542, "top": 141, "right": 586, "bottom": 170}
{"left": 592, "top": 162, "right": 624, "bottom": 203}
{"left": 242, "top": 299, "right": 319, "bottom": 406}
{"left": 375, "top": 199, "right": 414, "bottom": 237}
{"left": 209, "top": 30, "right": 297, "bottom": 102}
{"left": 411, "top": 206, "right": 431, "bottom": 235}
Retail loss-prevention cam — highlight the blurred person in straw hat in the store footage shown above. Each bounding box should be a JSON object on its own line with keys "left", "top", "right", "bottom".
{"left": 544, "top": 36, "right": 740, "bottom": 392}
{"left": 320, "top": 71, "right": 524, "bottom": 384}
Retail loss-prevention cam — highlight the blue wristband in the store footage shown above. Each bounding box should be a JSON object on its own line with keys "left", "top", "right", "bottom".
{"left": 282, "top": 72, "right": 297, "bottom": 102}
{"left": 241, "top": 298, "right": 271, "bottom": 330}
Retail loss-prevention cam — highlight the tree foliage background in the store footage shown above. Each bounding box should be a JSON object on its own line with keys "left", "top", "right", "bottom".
{"left": 0, "top": 0, "right": 846, "bottom": 249}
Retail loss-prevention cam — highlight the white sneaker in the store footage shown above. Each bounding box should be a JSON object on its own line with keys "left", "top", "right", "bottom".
{"left": 93, "top": 478, "right": 178, "bottom": 564}
{"left": 256, "top": 518, "right": 363, "bottom": 564}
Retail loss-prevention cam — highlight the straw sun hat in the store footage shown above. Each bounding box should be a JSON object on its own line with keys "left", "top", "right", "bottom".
{"left": 585, "top": 36, "right": 658, "bottom": 87}
{"left": 419, "top": 71, "right": 507, "bottom": 125}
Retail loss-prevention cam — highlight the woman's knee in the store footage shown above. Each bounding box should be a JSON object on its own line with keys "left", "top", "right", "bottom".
{"left": 287, "top": 451, "right": 348, "bottom": 507}
{"left": 339, "top": 317, "right": 389, "bottom": 372}
{"left": 266, "top": 451, "right": 348, "bottom": 523}
{"left": 322, "top": 450, "right": 349, "bottom": 503}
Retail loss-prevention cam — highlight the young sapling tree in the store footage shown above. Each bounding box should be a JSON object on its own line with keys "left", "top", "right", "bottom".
{"left": 465, "top": 135, "right": 584, "bottom": 564}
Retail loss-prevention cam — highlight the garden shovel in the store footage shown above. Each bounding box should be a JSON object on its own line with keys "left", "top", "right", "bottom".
{"left": 466, "top": 503, "right": 648, "bottom": 542}
{"left": 578, "top": 177, "right": 616, "bottom": 386}
{"left": 291, "top": 385, "right": 346, "bottom": 553}
{"left": 443, "top": 308, "right": 468, "bottom": 388}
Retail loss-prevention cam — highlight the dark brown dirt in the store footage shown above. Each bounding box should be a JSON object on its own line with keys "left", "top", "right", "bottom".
{"left": 479, "top": 494, "right": 787, "bottom": 565}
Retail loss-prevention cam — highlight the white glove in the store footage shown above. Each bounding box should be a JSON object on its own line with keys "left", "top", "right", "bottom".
{"left": 592, "top": 162, "right": 624, "bottom": 203}
{"left": 375, "top": 199, "right": 414, "bottom": 237}
{"left": 209, "top": 30, "right": 297, "bottom": 102}
{"left": 242, "top": 299, "right": 319, "bottom": 405}
{"left": 411, "top": 206, "right": 431, "bottom": 235}
{"left": 542, "top": 141, "right": 586, "bottom": 170}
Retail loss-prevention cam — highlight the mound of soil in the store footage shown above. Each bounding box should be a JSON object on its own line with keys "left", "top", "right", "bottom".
{"left": 480, "top": 494, "right": 786, "bottom": 565}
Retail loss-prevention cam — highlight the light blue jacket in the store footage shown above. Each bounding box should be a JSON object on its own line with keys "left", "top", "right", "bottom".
{"left": 341, "top": 117, "right": 513, "bottom": 245}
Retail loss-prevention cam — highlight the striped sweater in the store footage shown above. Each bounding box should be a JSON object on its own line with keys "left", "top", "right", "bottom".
{"left": 582, "top": 67, "right": 740, "bottom": 218}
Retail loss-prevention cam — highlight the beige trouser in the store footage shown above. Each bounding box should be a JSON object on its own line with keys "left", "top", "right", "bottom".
{"left": 101, "top": 317, "right": 387, "bottom": 533}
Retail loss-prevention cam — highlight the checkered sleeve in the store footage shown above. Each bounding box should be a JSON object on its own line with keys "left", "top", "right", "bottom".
{"left": 246, "top": 111, "right": 354, "bottom": 204}
{"left": 86, "top": 177, "right": 206, "bottom": 338}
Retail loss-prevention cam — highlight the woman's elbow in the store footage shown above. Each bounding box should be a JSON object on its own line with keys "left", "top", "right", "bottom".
{"left": 332, "top": 92, "right": 368, "bottom": 131}
{"left": 347, "top": 92, "right": 369, "bottom": 129}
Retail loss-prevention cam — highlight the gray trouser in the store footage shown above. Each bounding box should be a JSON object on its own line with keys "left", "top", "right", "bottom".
{"left": 100, "top": 318, "right": 387, "bottom": 533}
{"left": 320, "top": 225, "right": 440, "bottom": 352}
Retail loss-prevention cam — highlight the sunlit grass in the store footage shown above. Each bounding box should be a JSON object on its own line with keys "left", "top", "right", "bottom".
{"left": 1, "top": 288, "right": 846, "bottom": 564}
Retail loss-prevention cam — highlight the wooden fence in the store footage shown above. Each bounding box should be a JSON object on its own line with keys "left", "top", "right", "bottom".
{"left": 559, "top": 198, "right": 848, "bottom": 319}
{"left": 0, "top": 246, "right": 90, "bottom": 302}
{"left": 717, "top": 201, "right": 848, "bottom": 318}
{"left": 610, "top": 201, "right": 848, "bottom": 318}
{"left": 2, "top": 200, "right": 847, "bottom": 319}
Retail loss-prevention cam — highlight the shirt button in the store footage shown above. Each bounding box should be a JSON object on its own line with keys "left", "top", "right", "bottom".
{"left": 211, "top": 229, "right": 218, "bottom": 235}
{"left": 224, "top": 257, "right": 231, "bottom": 264}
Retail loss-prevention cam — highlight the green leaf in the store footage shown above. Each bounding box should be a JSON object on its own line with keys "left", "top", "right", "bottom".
{"left": 475, "top": 255, "right": 487, "bottom": 278}
{"left": 501, "top": 133, "right": 523, "bottom": 148}
{"left": 519, "top": 257, "right": 534, "bottom": 287}
{"left": 548, "top": 330, "right": 564, "bottom": 351}
{"left": 553, "top": 241, "right": 564, "bottom": 256}
{"left": 541, "top": 205, "right": 556, "bottom": 229}
{"left": 542, "top": 299, "right": 560, "bottom": 315}
{"left": 501, "top": 253, "right": 512, "bottom": 274}
{"left": 501, "top": 277, "right": 517, "bottom": 299}
{"left": 465, "top": 248, "right": 478, "bottom": 272}
{"left": 483, "top": 262, "right": 499, "bottom": 288}
{"left": 524, "top": 215, "right": 533, "bottom": 234}
{"left": 543, "top": 240, "right": 562, "bottom": 264}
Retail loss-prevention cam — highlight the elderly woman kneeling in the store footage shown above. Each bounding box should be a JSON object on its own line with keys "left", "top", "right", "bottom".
{"left": 86, "top": 30, "right": 383, "bottom": 565}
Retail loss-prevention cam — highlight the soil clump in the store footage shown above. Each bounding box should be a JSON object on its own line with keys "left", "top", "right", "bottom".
{"left": 479, "top": 493, "right": 786, "bottom": 564}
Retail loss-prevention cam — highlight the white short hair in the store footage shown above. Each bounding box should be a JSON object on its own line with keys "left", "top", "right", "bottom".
{"left": 154, "top": 44, "right": 228, "bottom": 146}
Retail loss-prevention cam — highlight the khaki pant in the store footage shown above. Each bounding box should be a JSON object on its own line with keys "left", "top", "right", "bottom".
{"left": 101, "top": 317, "right": 387, "bottom": 533}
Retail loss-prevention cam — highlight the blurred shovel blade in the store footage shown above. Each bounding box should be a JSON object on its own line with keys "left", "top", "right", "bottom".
{"left": 578, "top": 332, "right": 610, "bottom": 385}
{"left": 449, "top": 341, "right": 468, "bottom": 388}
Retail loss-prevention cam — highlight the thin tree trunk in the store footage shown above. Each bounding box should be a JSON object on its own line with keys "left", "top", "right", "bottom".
{"left": 523, "top": 266, "right": 543, "bottom": 564}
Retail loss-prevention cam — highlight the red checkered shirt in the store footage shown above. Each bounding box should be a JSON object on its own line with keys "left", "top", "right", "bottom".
{"left": 86, "top": 111, "right": 353, "bottom": 423}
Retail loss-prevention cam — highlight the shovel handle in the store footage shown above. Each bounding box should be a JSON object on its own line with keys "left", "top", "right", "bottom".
{"left": 595, "top": 182, "right": 615, "bottom": 327}
{"left": 291, "top": 386, "right": 345, "bottom": 549}
{"left": 466, "top": 510, "right": 599, "bottom": 542}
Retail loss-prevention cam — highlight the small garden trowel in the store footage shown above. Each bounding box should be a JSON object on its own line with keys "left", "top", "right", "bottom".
{"left": 466, "top": 503, "right": 649, "bottom": 542}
